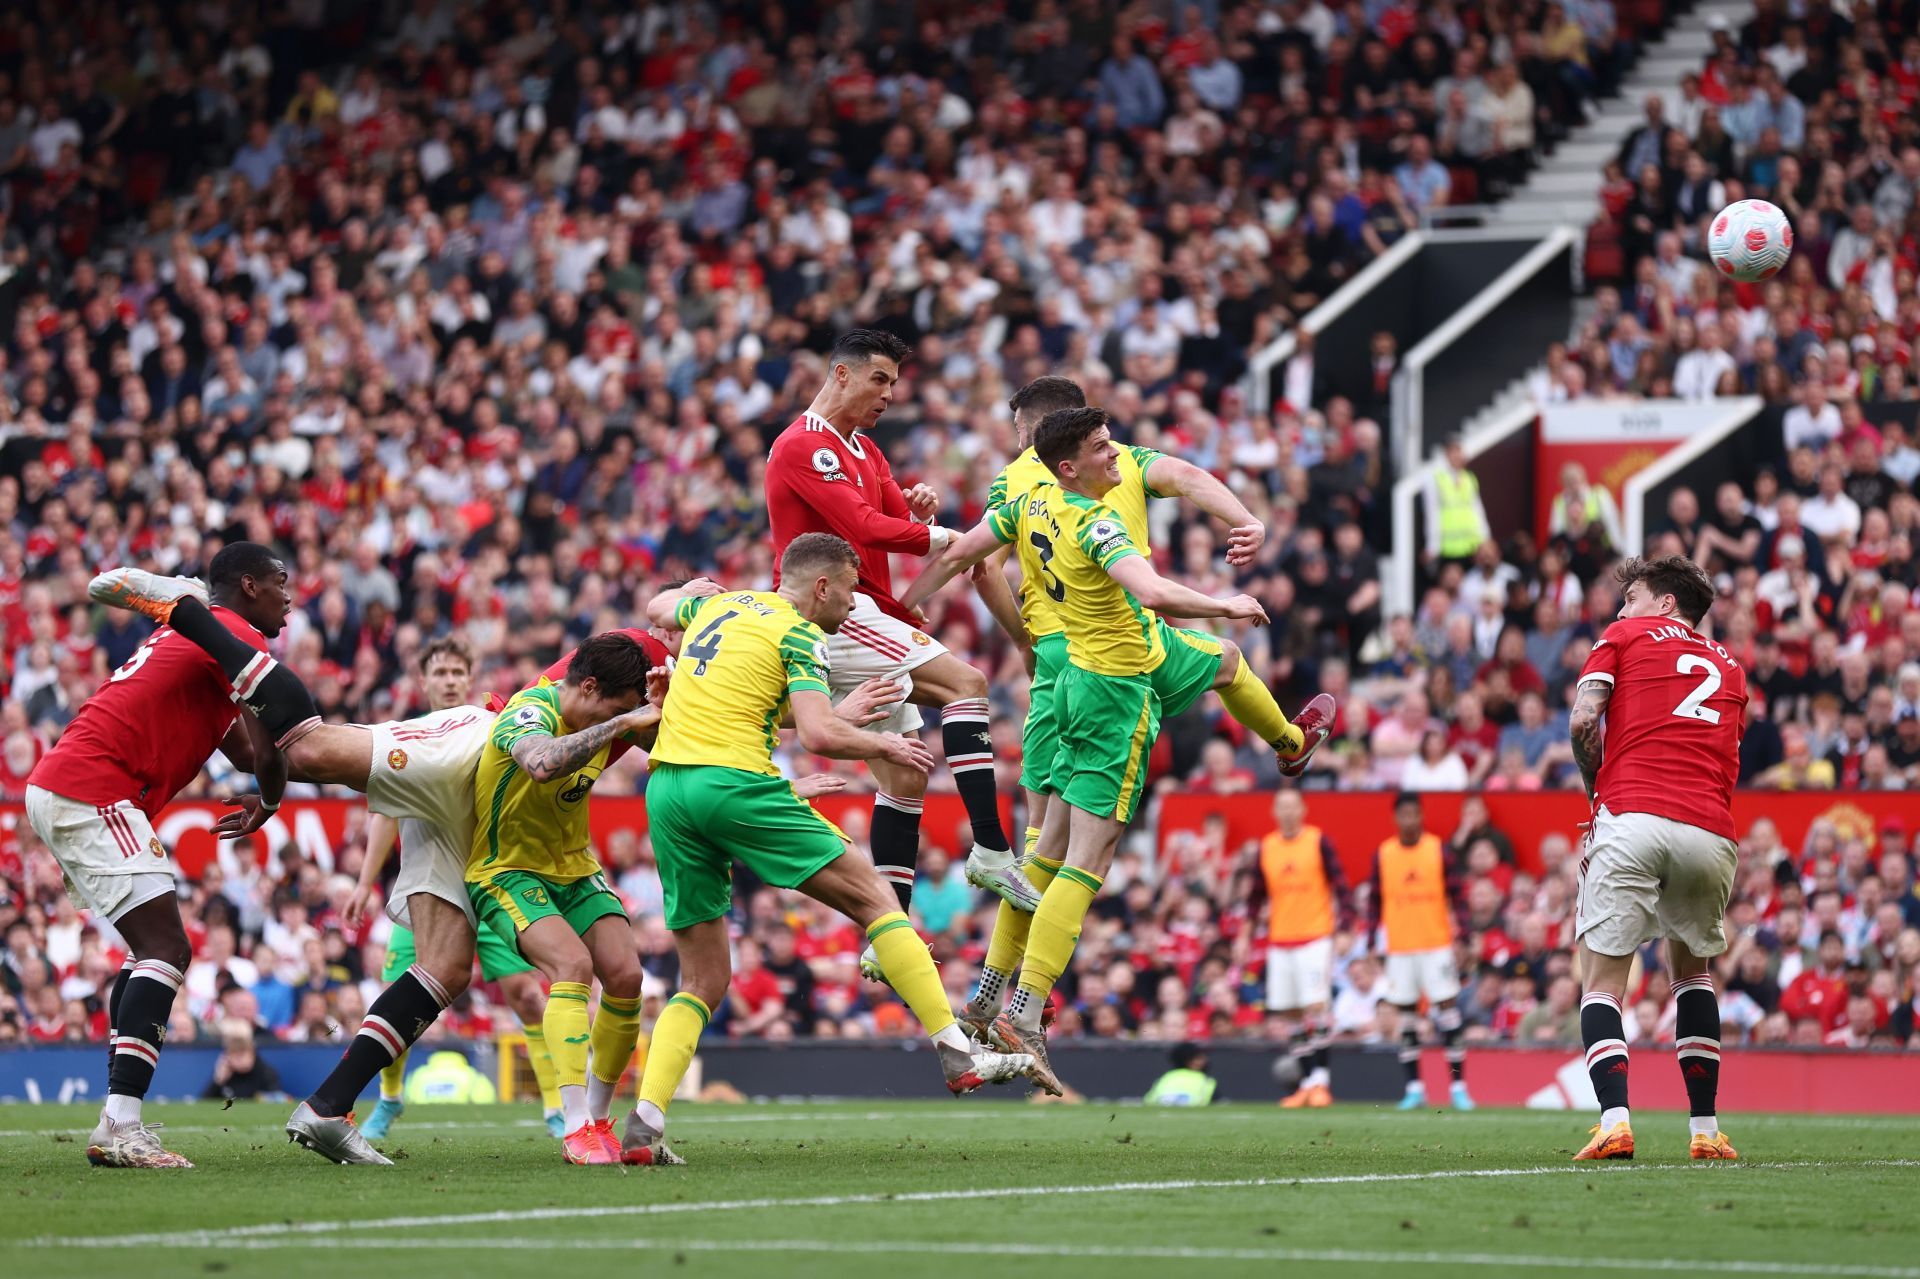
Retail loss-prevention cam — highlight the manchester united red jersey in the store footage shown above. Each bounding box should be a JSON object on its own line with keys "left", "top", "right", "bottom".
{"left": 533, "top": 627, "right": 668, "bottom": 766}
{"left": 1579, "top": 615, "right": 1748, "bottom": 839}
{"left": 29, "top": 607, "right": 268, "bottom": 819}
{"left": 766, "top": 411, "right": 931, "bottom": 624}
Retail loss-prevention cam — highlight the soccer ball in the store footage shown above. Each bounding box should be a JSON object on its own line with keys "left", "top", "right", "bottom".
{"left": 1707, "top": 199, "right": 1793, "bottom": 282}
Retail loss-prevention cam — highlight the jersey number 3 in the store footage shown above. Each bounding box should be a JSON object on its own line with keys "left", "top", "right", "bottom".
{"left": 1671, "top": 654, "right": 1723, "bottom": 725}
{"left": 684, "top": 610, "right": 739, "bottom": 677}
{"left": 1028, "top": 531, "right": 1066, "bottom": 602}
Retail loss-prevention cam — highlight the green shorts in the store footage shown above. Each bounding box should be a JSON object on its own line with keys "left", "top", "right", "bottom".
{"left": 647, "top": 763, "right": 850, "bottom": 931}
{"left": 381, "top": 921, "right": 535, "bottom": 985}
{"left": 1049, "top": 663, "right": 1161, "bottom": 824}
{"left": 1021, "top": 632, "right": 1070, "bottom": 794}
{"left": 468, "top": 869, "right": 627, "bottom": 951}
{"left": 1150, "top": 620, "right": 1225, "bottom": 718}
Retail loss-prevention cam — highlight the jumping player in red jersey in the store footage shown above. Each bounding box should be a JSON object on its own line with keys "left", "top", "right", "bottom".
{"left": 767, "top": 329, "right": 1039, "bottom": 983}
{"left": 26, "top": 542, "right": 292, "bottom": 1169}
{"left": 1568, "top": 555, "right": 1747, "bottom": 1163}
{"left": 89, "top": 559, "right": 659, "bottom": 1167}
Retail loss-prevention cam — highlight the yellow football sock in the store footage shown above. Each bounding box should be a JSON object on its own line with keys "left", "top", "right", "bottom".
{"left": 984, "top": 855, "right": 1063, "bottom": 974}
{"left": 590, "top": 994, "right": 643, "bottom": 1087}
{"left": 1016, "top": 865, "right": 1104, "bottom": 1002}
{"left": 379, "top": 1050, "right": 407, "bottom": 1102}
{"left": 637, "top": 993, "right": 709, "bottom": 1115}
{"left": 523, "top": 1022, "right": 561, "bottom": 1111}
{"left": 1024, "top": 826, "right": 1042, "bottom": 859}
{"left": 1220, "top": 659, "right": 1301, "bottom": 753}
{"left": 546, "top": 981, "right": 592, "bottom": 1089}
{"left": 867, "top": 912, "right": 956, "bottom": 1037}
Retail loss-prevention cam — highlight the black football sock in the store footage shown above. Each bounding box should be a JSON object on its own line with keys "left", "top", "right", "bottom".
{"left": 105, "top": 957, "right": 133, "bottom": 1073}
{"left": 1436, "top": 1004, "right": 1466, "bottom": 1081}
{"left": 1581, "top": 992, "right": 1631, "bottom": 1119}
{"left": 1672, "top": 974, "right": 1722, "bottom": 1122}
{"left": 871, "top": 792, "right": 922, "bottom": 911}
{"left": 1398, "top": 1012, "right": 1422, "bottom": 1085}
{"left": 164, "top": 596, "right": 320, "bottom": 743}
{"left": 942, "top": 698, "right": 1011, "bottom": 854}
{"left": 307, "top": 967, "right": 450, "bottom": 1117}
{"left": 108, "top": 959, "right": 184, "bottom": 1109}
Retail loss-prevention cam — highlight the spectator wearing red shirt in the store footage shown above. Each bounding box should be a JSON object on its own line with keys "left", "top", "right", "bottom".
{"left": 1780, "top": 932, "right": 1851, "bottom": 1032}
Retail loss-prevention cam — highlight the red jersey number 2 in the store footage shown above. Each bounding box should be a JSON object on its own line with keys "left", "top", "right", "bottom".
{"left": 1670, "top": 654, "right": 1723, "bottom": 724}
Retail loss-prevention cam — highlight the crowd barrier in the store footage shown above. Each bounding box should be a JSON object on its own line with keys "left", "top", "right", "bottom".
{"left": 0, "top": 1039, "right": 1910, "bottom": 1112}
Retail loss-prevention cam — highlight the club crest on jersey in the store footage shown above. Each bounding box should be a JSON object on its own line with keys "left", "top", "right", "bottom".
{"left": 810, "top": 447, "right": 849, "bottom": 482}
{"left": 910, "top": 631, "right": 931, "bottom": 646}
{"left": 148, "top": 838, "right": 166, "bottom": 859}
{"left": 523, "top": 886, "right": 550, "bottom": 907}
{"left": 388, "top": 748, "right": 409, "bottom": 771}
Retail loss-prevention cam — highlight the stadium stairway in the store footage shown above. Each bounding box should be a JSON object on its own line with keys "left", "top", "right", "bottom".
{"left": 1487, "top": 0, "right": 1747, "bottom": 232}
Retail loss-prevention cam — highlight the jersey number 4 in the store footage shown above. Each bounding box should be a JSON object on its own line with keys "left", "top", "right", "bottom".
{"left": 684, "top": 610, "right": 739, "bottom": 676}
{"left": 1671, "top": 654, "right": 1723, "bottom": 725}
{"left": 1028, "top": 531, "right": 1066, "bottom": 602}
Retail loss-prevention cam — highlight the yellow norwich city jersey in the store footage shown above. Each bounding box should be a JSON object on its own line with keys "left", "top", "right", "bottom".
{"left": 468, "top": 681, "right": 609, "bottom": 885}
{"left": 986, "top": 444, "right": 1166, "bottom": 639}
{"left": 986, "top": 482, "right": 1168, "bottom": 678}
{"left": 649, "top": 591, "right": 832, "bottom": 776}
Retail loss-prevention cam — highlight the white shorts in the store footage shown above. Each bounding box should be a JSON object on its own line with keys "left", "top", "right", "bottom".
{"left": 1266, "top": 937, "right": 1333, "bottom": 1012}
{"left": 1386, "top": 947, "right": 1461, "bottom": 1006}
{"left": 824, "top": 592, "right": 948, "bottom": 734}
{"left": 364, "top": 707, "right": 493, "bottom": 928}
{"left": 25, "top": 786, "right": 176, "bottom": 923}
{"left": 1577, "top": 805, "right": 1737, "bottom": 959}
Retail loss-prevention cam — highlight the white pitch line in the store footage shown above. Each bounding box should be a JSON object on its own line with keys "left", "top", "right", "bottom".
{"left": 158, "top": 1235, "right": 1920, "bottom": 1277}
{"left": 28, "top": 1160, "right": 1920, "bottom": 1251}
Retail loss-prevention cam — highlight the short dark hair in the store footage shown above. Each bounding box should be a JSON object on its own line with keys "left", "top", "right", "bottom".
{"left": 563, "top": 632, "right": 652, "bottom": 697}
{"left": 419, "top": 635, "right": 474, "bottom": 674}
{"left": 1393, "top": 791, "right": 1422, "bottom": 812}
{"left": 1008, "top": 376, "right": 1086, "bottom": 427}
{"left": 208, "top": 541, "right": 283, "bottom": 593}
{"left": 829, "top": 328, "right": 910, "bottom": 370}
{"left": 781, "top": 531, "right": 859, "bottom": 583}
{"left": 1613, "top": 555, "right": 1715, "bottom": 625}
{"left": 1034, "top": 406, "right": 1112, "bottom": 473}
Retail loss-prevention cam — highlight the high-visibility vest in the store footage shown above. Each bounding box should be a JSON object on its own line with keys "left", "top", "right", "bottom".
{"left": 1377, "top": 834, "right": 1454, "bottom": 953}
{"left": 1261, "top": 826, "right": 1334, "bottom": 946}
{"left": 402, "top": 1050, "right": 499, "bottom": 1104}
{"left": 1144, "top": 1068, "right": 1217, "bottom": 1106}
{"left": 1434, "top": 468, "right": 1483, "bottom": 558}
{"left": 1552, "top": 487, "right": 1603, "bottom": 531}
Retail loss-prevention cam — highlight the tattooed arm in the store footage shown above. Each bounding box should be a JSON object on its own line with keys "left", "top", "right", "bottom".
{"left": 1568, "top": 678, "right": 1613, "bottom": 801}
{"left": 511, "top": 705, "right": 660, "bottom": 782}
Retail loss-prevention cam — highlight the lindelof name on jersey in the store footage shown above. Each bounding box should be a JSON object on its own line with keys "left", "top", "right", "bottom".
{"left": 1644, "top": 624, "right": 1739, "bottom": 667}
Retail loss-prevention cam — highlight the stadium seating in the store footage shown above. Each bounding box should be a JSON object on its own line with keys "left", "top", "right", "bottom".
{"left": 0, "top": 1, "right": 1914, "bottom": 1057}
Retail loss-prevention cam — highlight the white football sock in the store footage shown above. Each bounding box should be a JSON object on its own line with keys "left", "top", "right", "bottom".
{"left": 104, "top": 1093, "right": 142, "bottom": 1125}
{"left": 1689, "top": 1115, "right": 1719, "bottom": 1137}
{"left": 560, "top": 1083, "right": 590, "bottom": 1132}
{"left": 1601, "top": 1106, "right": 1630, "bottom": 1130}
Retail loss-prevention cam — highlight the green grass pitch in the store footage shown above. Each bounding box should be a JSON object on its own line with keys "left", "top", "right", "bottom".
{"left": 2, "top": 1101, "right": 1914, "bottom": 1278}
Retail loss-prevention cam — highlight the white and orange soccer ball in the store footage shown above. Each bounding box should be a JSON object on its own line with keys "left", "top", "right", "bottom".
{"left": 1707, "top": 199, "right": 1793, "bottom": 282}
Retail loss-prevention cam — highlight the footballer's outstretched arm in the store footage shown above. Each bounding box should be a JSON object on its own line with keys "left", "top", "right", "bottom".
{"left": 511, "top": 704, "right": 661, "bottom": 783}
{"left": 1143, "top": 455, "right": 1264, "bottom": 565}
{"left": 898, "top": 519, "right": 1006, "bottom": 614}
{"left": 972, "top": 546, "right": 1031, "bottom": 649}
{"left": 1569, "top": 678, "right": 1612, "bottom": 801}
{"left": 645, "top": 577, "right": 723, "bottom": 629}
{"left": 789, "top": 689, "right": 935, "bottom": 772}
{"left": 1106, "top": 556, "right": 1270, "bottom": 623}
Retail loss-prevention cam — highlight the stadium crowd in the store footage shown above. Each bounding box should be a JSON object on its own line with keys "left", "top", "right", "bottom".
{"left": 0, "top": 0, "right": 1916, "bottom": 1057}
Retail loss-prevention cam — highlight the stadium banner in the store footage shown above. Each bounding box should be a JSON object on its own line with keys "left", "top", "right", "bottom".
{"left": 1413, "top": 1045, "right": 1920, "bottom": 1114}
{"left": 1533, "top": 400, "right": 1729, "bottom": 542}
{"left": 1156, "top": 791, "right": 1913, "bottom": 886}
{"left": 1, "top": 1040, "right": 1913, "bottom": 1112}
{"left": 0, "top": 792, "right": 1905, "bottom": 885}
